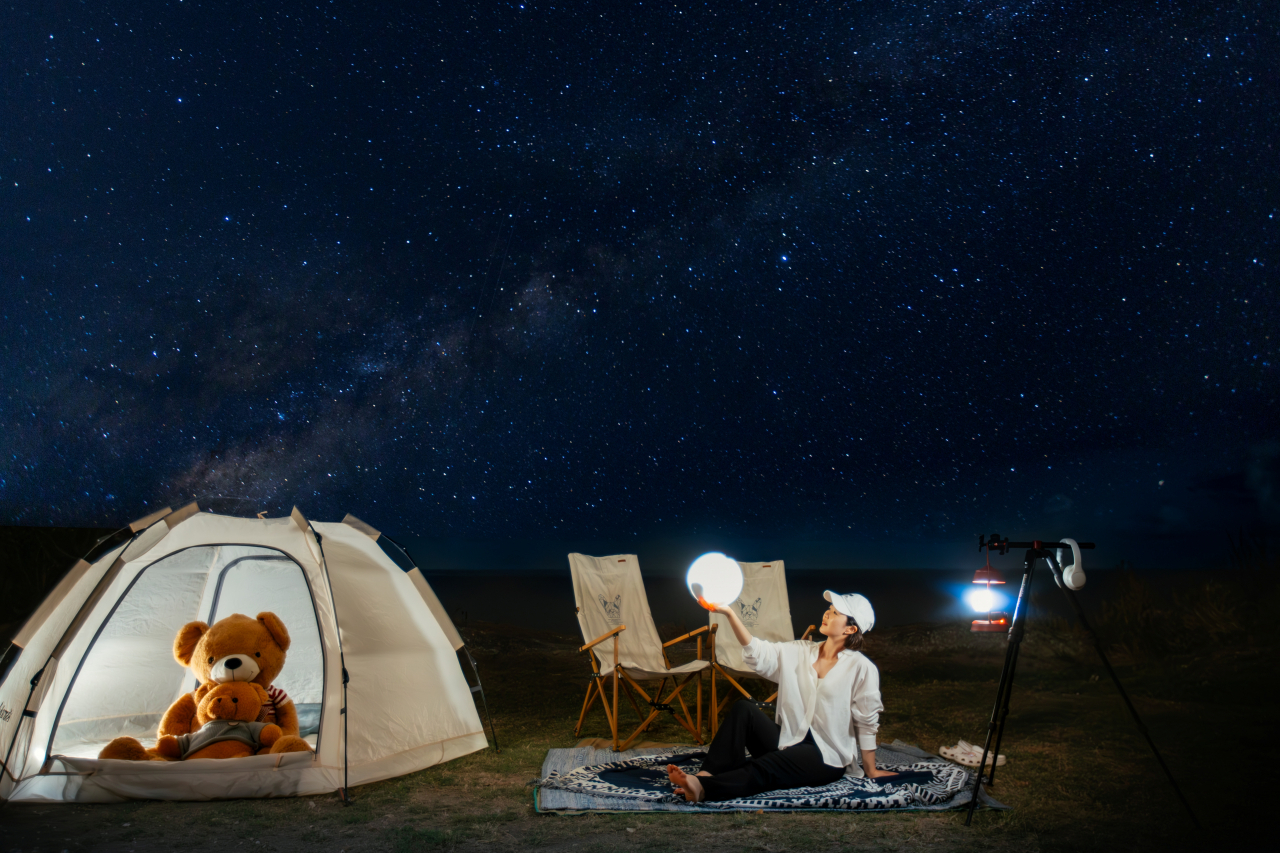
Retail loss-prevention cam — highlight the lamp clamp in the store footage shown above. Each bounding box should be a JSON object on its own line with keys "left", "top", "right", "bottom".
{"left": 978, "top": 533, "right": 1010, "bottom": 555}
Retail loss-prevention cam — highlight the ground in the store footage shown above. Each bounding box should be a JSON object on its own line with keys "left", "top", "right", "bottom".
{"left": 2, "top": 618, "right": 1272, "bottom": 852}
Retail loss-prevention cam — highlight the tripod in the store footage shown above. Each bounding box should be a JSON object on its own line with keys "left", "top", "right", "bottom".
{"left": 963, "top": 538, "right": 1199, "bottom": 828}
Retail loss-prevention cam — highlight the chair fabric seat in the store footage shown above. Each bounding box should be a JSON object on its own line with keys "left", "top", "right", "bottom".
{"left": 599, "top": 659, "right": 710, "bottom": 680}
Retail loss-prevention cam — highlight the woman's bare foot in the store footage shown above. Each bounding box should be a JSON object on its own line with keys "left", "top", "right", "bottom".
{"left": 665, "top": 764, "right": 706, "bottom": 802}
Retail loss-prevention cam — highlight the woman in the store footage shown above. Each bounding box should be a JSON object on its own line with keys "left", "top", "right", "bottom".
{"left": 667, "top": 590, "right": 894, "bottom": 802}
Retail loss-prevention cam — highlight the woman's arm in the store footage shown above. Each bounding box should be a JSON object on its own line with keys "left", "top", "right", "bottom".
{"left": 861, "top": 748, "right": 894, "bottom": 778}
{"left": 850, "top": 661, "right": 887, "bottom": 776}
{"left": 716, "top": 604, "right": 787, "bottom": 680}
{"left": 711, "top": 603, "right": 753, "bottom": 647}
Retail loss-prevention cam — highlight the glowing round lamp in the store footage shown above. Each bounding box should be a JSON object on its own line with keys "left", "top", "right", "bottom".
{"left": 686, "top": 552, "right": 744, "bottom": 612}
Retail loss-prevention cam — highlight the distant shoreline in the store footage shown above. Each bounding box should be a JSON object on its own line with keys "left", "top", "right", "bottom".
{"left": 421, "top": 565, "right": 1222, "bottom": 637}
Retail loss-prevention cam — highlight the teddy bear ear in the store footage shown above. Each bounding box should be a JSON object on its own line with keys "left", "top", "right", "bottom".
{"left": 256, "top": 612, "right": 291, "bottom": 652}
{"left": 194, "top": 682, "right": 215, "bottom": 702}
{"left": 173, "top": 621, "right": 210, "bottom": 667}
{"left": 251, "top": 683, "right": 270, "bottom": 704}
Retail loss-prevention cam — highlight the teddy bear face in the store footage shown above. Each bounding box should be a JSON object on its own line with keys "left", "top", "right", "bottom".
{"left": 195, "top": 681, "right": 269, "bottom": 724}
{"left": 173, "top": 612, "right": 291, "bottom": 688}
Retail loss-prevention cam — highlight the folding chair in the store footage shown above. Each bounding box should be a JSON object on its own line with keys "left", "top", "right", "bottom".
{"left": 708, "top": 560, "right": 814, "bottom": 735}
{"left": 569, "top": 553, "right": 712, "bottom": 751}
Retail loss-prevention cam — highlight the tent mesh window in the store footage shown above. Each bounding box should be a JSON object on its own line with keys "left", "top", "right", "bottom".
{"left": 49, "top": 545, "right": 324, "bottom": 759}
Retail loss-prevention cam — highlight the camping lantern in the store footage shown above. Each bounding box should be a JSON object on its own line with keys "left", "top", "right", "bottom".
{"left": 969, "top": 551, "right": 1009, "bottom": 632}
{"left": 686, "top": 552, "right": 744, "bottom": 611}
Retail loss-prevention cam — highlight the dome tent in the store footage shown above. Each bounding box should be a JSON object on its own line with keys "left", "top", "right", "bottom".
{"left": 0, "top": 504, "right": 490, "bottom": 803}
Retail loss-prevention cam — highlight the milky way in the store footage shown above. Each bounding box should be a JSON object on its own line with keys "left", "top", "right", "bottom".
{"left": 2, "top": 1, "right": 1275, "bottom": 566}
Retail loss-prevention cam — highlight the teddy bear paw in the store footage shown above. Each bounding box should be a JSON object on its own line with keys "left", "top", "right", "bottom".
{"left": 267, "top": 735, "right": 313, "bottom": 755}
{"left": 99, "top": 736, "right": 168, "bottom": 761}
{"left": 155, "top": 735, "right": 182, "bottom": 760}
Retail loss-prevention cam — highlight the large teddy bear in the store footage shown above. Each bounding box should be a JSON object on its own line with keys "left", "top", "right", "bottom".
{"left": 100, "top": 612, "right": 311, "bottom": 761}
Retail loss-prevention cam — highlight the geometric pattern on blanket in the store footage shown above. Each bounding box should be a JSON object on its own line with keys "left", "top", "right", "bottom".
{"left": 538, "top": 748, "right": 971, "bottom": 811}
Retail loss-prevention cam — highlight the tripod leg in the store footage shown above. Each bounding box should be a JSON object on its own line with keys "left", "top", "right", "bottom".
{"left": 1060, "top": 584, "right": 1201, "bottom": 829}
{"left": 986, "top": 636, "right": 1024, "bottom": 787}
{"left": 962, "top": 635, "right": 1013, "bottom": 819}
{"left": 966, "top": 552, "right": 1035, "bottom": 826}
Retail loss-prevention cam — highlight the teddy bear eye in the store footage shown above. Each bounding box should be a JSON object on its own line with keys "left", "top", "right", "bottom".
{"left": 255, "top": 652, "right": 261, "bottom": 657}
{"left": 208, "top": 657, "right": 214, "bottom": 664}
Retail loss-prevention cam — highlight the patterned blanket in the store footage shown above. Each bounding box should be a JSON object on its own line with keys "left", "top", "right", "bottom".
{"left": 537, "top": 741, "right": 1004, "bottom": 813}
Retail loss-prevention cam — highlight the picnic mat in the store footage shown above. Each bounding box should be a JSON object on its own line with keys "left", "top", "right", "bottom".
{"left": 535, "top": 740, "right": 1009, "bottom": 814}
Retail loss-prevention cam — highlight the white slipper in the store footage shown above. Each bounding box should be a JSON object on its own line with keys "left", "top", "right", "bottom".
{"left": 957, "top": 740, "right": 1007, "bottom": 766}
{"left": 939, "top": 741, "right": 1006, "bottom": 767}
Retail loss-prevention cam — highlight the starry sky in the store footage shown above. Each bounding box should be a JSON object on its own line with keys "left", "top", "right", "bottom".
{"left": 2, "top": 1, "right": 1275, "bottom": 571}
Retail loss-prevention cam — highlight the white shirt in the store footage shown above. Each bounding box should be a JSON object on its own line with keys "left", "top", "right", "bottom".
{"left": 741, "top": 637, "right": 882, "bottom": 777}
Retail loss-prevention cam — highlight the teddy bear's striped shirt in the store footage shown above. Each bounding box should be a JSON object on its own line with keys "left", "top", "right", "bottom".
{"left": 258, "top": 685, "right": 289, "bottom": 725}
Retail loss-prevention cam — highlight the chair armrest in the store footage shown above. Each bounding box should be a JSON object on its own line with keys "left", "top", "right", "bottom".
{"left": 661, "top": 624, "right": 710, "bottom": 648}
{"left": 579, "top": 625, "right": 626, "bottom": 652}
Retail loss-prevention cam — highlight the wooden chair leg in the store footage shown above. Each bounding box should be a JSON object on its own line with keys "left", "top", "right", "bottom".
{"left": 672, "top": 683, "right": 698, "bottom": 743}
{"left": 620, "top": 678, "right": 647, "bottom": 725}
{"left": 611, "top": 637, "right": 620, "bottom": 751}
{"left": 696, "top": 665, "right": 703, "bottom": 738}
{"left": 697, "top": 636, "right": 704, "bottom": 738}
{"left": 617, "top": 672, "right": 700, "bottom": 751}
{"left": 710, "top": 663, "right": 718, "bottom": 738}
{"left": 575, "top": 679, "right": 600, "bottom": 736}
{"left": 618, "top": 710, "right": 663, "bottom": 751}
{"left": 661, "top": 673, "right": 703, "bottom": 742}
{"left": 611, "top": 677, "right": 620, "bottom": 751}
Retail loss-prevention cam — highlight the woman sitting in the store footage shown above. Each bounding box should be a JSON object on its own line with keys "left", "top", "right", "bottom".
{"left": 668, "top": 591, "right": 895, "bottom": 802}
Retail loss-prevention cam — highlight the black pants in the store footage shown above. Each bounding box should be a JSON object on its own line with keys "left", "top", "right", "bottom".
{"left": 698, "top": 701, "right": 845, "bottom": 801}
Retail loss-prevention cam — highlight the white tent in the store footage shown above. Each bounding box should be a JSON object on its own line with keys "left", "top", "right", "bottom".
{"left": 0, "top": 505, "right": 489, "bottom": 803}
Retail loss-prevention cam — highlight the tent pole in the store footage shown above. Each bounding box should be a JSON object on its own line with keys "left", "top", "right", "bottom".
{"left": 340, "top": 662, "right": 350, "bottom": 803}
{"left": 465, "top": 649, "right": 500, "bottom": 753}
{"left": 305, "top": 518, "right": 353, "bottom": 805}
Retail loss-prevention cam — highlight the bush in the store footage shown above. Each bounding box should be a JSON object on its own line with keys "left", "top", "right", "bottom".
{"left": 1051, "top": 531, "right": 1278, "bottom": 661}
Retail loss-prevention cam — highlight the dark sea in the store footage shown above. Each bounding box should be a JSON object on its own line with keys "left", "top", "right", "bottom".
{"left": 421, "top": 567, "right": 1220, "bottom": 639}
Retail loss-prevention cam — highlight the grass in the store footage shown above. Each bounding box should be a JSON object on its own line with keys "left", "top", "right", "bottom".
{"left": 2, "top": 562, "right": 1276, "bottom": 851}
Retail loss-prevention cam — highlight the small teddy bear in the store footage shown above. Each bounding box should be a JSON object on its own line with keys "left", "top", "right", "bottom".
{"left": 153, "top": 682, "right": 311, "bottom": 760}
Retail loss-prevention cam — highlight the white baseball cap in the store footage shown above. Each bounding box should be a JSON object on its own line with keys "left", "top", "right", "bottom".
{"left": 823, "top": 591, "right": 875, "bottom": 633}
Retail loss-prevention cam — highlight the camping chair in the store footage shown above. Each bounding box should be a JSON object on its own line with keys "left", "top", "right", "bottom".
{"left": 569, "top": 553, "right": 712, "bottom": 752}
{"left": 708, "top": 560, "right": 814, "bottom": 735}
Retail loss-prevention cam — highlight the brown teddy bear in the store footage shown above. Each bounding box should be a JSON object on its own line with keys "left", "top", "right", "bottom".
{"left": 151, "top": 682, "right": 311, "bottom": 760}
{"left": 99, "top": 612, "right": 309, "bottom": 761}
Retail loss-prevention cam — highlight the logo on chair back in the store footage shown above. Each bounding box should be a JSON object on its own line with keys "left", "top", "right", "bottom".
{"left": 736, "top": 597, "right": 763, "bottom": 627}
{"left": 599, "top": 594, "right": 622, "bottom": 626}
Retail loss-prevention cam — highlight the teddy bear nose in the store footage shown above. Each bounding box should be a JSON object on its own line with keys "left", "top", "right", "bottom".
{"left": 225, "top": 658, "right": 243, "bottom": 670}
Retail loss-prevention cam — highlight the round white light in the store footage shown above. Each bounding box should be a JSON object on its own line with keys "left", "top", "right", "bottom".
{"left": 686, "top": 552, "right": 744, "bottom": 608}
{"left": 966, "top": 587, "right": 995, "bottom": 613}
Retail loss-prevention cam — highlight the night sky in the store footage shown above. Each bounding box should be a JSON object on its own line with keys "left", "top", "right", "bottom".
{"left": 3, "top": 1, "right": 1276, "bottom": 570}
